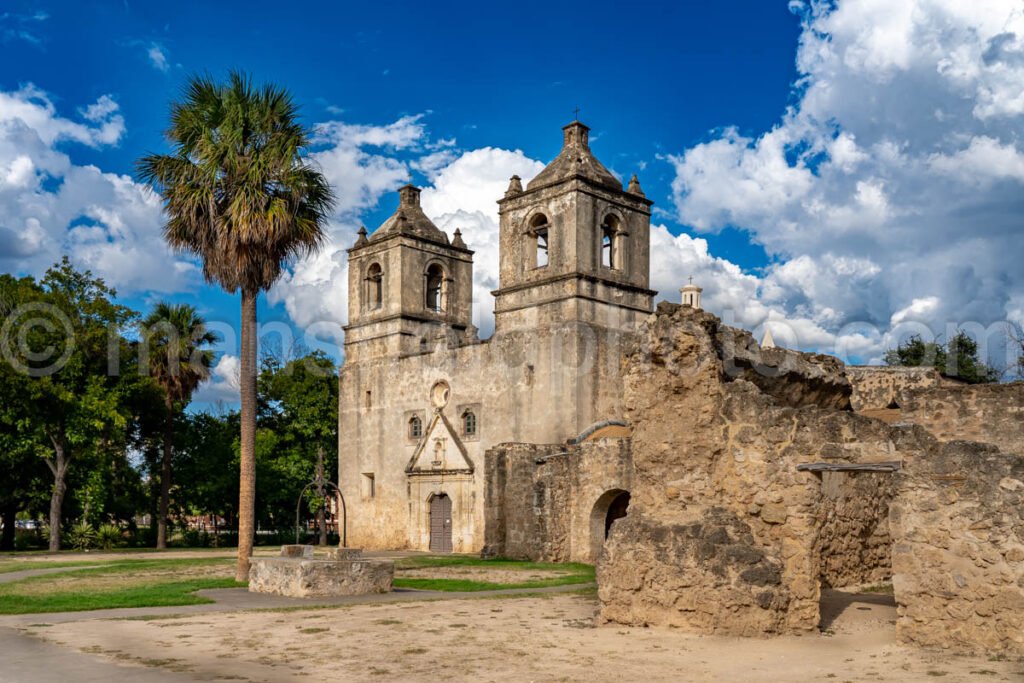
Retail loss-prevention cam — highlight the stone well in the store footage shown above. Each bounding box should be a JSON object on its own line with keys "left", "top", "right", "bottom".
{"left": 248, "top": 546, "right": 394, "bottom": 598}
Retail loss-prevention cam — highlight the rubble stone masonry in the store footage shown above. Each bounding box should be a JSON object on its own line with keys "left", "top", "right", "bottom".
{"left": 891, "top": 442, "right": 1024, "bottom": 654}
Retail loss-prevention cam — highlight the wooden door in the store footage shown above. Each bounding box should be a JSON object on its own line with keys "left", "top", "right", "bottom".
{"left": 429, "top": 494, "right": 453, "bottom": 553}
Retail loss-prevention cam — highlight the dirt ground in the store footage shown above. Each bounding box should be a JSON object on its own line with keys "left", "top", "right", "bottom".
{"left": 397, "top": 565, "right": 576, "bottom": 583}
{"left": 23, "top": 589, "right": 1022, "bottom": 683}
{"left": 0, "top": 549, "right": 244, "bottom": 569}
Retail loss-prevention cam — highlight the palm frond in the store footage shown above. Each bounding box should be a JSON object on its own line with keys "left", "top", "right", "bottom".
{"left": 136, "top": 72, "right": 335, "bottom": 296}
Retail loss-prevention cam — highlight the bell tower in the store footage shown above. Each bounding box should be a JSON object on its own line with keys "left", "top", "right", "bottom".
{"left": 492, "top": 121, "right": 655, "bottom": 332}
{"left": 344, "top": 185, "right": 475, "bottom": 362}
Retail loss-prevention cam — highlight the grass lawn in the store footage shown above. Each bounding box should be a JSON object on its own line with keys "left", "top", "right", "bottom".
{"left": 0, "top": 559, "right": 110, "bottom": 575}
{"left": 392, "top": 555, "right": 595, "bottom": 592}
{"left": 0, "top": 558, "right": 244, "bottom": 614}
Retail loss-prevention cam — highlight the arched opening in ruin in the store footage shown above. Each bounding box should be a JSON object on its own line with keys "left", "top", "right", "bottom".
{"left": 589, "top": 489, "right": 631, "bottom": 562}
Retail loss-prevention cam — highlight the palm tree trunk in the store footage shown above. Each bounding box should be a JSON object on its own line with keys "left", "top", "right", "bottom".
{"left": 157, "top": 397, "right": 174, "bottom": 549}
{"left": 236, "top": 287, "right": 258, "bottom": 582}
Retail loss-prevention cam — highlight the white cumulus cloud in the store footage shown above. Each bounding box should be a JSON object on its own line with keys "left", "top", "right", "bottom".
{"left": 0, "top": 84, "right": 195, "bottom": 292}
{"left": 192, "top": 353, "right": 241, "bottom": 406}
{"left": 268, "top": 114, "right": 435, "bottom": 342}
{"left": 669, "top": 0, "right": 1024, "bottom": 362}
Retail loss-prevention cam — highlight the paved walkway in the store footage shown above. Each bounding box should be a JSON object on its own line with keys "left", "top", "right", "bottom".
{"left": 0, "top": 626, "right": 193, "bottom": 683}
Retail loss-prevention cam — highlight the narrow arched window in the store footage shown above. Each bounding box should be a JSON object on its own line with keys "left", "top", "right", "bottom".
{"left": 463, "top": 410, "right": 477, "bottom": 436}
{"left": 409, "top": 415, "right": 423, "bottom": 439}
{"left": 425, "top": 264, "right": 445, "bottom": 312}
{"left": 602, "top": 231, "right": 613, "bottom": 268}
{"left": 528, "top": 214, "right": 550, "bottom": 269}
{"left": 601, "top": 215, "right": 621, "bottom": 270}
{"left": 366, "top": 262, "right": 383, "bottom": 310}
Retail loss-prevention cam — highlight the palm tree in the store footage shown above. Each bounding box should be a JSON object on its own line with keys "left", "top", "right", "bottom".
{"left": 138, "top": 73, "right": 333, "bottom": 580}
{"left": 141, "top": 302, "right": 218, "bottom": 549}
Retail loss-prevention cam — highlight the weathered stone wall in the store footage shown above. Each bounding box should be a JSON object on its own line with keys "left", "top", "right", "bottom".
{"left": 483, "top": 443, "right": 568, "bottom": 561}
{"left": 816, "top": 471, "right": 895, "bottom": 588}
{"left": 890, "top": 442, "right": 1024, "bottom": 654}
{"left": 846, "top": 366, "right": 953, "bottom": 411}
{"left": 484, "top": 438, "right": 632, "bottom": 563}
{"left": 848, "top": 368, "right": 1024, "bottom": 454}
{"left": 899, "top": 382, "right": 1024, "bottom": 455}
{"left": 248, "top": 557, "right": 394, "bottom": 598}
{"left": 597, "top": 304, "right": 938, "bottom": 636}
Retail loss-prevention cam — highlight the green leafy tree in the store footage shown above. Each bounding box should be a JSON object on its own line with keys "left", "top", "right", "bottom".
{"left": 2, "top": 259, "right": 153, "bottom": 550}
{"left": 174, "top": 411, "right": 240, "bottom": 540}
{"left": 944, "top": 330, "right": 1001, "bottom": 384}
{"left": 141, "top": 302, "right": 218, "bottom": 548}
{"left": 256, "top": 350, "right": 338, "bottom": 540}
{"left": 884, "top": 331, "right": 999, "bottom": 384}
{"left": 0, "top": 275, "right": 51, "bottom": 549}
{"left": 138, "top": 73, "right": 334, "bottom": 580}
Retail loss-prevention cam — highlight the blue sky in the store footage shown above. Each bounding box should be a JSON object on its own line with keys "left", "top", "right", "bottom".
{"left": 2, "top": 1, "right": 1023, "bottom": 404}
{"left": 2, "top": 0, "right": 798, "bottom": 264}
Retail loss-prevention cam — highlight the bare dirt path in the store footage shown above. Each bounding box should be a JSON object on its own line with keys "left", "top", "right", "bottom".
{"left": 0, "top": 626, "right": 193, "bottom": 683}
{"left": 12, "top": 589, "right": 1020, "bottom": 683}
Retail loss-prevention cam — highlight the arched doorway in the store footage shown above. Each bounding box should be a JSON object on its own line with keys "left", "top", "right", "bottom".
{"left": 589, "top": 489, "right": 631, "bottom": 562}
{"left": 429, "top": 493, "right": 453, "bottom": 553}
{"left": 605, "top": 491, "right": 631, "bottom": 537}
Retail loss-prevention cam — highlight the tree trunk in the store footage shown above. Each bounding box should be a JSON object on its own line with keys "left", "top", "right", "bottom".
{"left": 0, "top": 504, "right": 17, "bottom": 551}
{"left": 236, "top": 288, "right": 258, "bottom": 582}
{"left": 156, "top": 397, "right": 174, "bottom": 549}
{"left": 46, "top": 438, "right": 68, "bottom": 552}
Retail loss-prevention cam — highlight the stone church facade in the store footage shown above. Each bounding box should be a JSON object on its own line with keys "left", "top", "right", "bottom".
{"left": 338, "top": 121, "right": 650, "bottom": 557}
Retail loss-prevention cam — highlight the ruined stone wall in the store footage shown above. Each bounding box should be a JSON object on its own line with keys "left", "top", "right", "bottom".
{"left": 846, "top": 366, "right": 953, "bottom": 411}
{"left": 597, "top": 304, "right": 938, "bottom": 636}
{"left": 899, "top": 382, "right": 1024, "bottom": 455}
{"left": 848, "top": 368, "right": 1024, "bottom": 453}
{"left": 483, "top": 438, "right": 632, "bottom": 563}
{"left": 816, "top": 471, "right": 895, "bottom": 588}
{"left": 890, "top": 442, "right": 1024, "bottom": 654}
